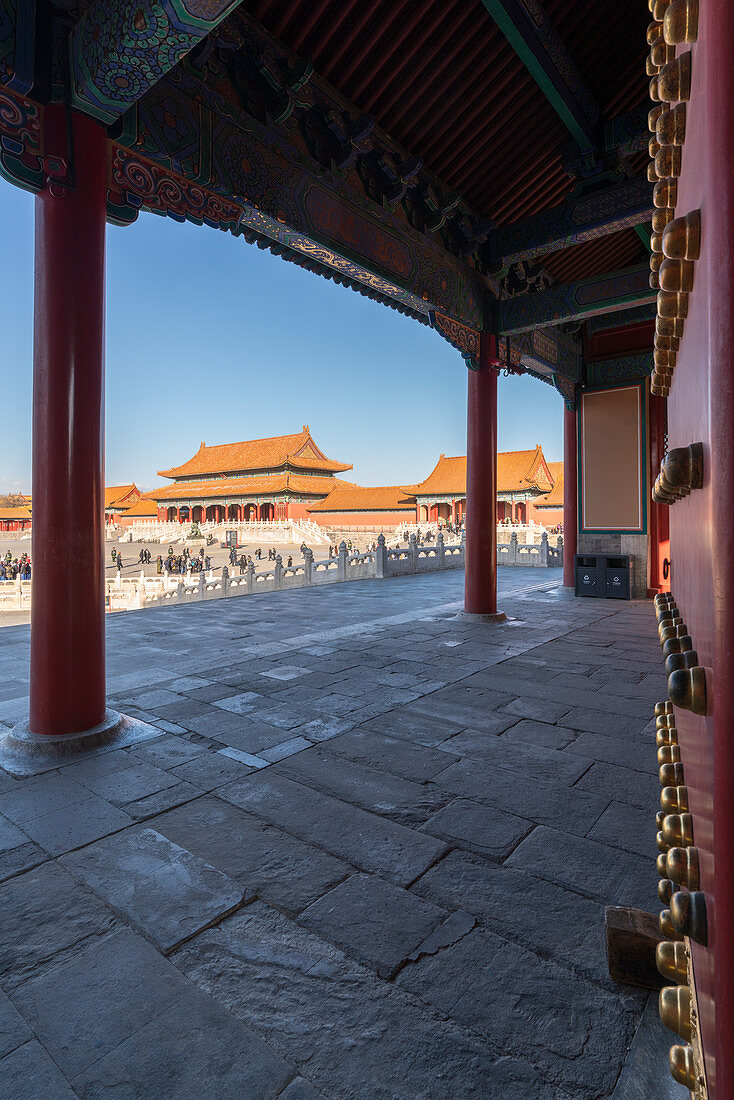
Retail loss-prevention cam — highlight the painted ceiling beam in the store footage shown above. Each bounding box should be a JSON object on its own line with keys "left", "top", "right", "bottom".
{"left": 70, "top": 0, "right": 243, "bottom": 124}
{"left": 481, "top": 0, "right": 599, "bottom": 151}
{"left": 497, "top": 264, "right": 656, "bottom": 335}
{"left": 487, "top": 177, "right": 653, "bottom": 266}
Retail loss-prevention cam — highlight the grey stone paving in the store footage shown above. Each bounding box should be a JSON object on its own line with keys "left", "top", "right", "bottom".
{"left": 0, "top": 567, "right": 687, "bottom": 1097}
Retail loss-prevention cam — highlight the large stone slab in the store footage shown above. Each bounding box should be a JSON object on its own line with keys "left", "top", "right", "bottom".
{"left": 19, "top": 793, "right": 134, "bottom": 856}
{"left": 61, "top": 825, "right": 245, "bottom": 952}
{"left": 411, "top": 850, "right": 611, "bottom": 984}
{"left": 0, "top": 862, "right": 120, "bottom": 993}
{"left": 566, "top": 731, "right": 655, "bottom": 771}
{"left": 298, "top": 872, "right": 472, "bottom": 979}
{"left": 500, "top": 718, "right": 578, "bottom": 751}
{"left": 219, "top": 773, "right": 448, "bottom": 885}
{"left": 576, "top": 761, "right": 659, "bottom": 809}
{"left": 439, "top": 730, "right": 591, "bottom": 786}
{"left": 10, "top": 930, "right": 188, "bottom": 1078}
{"left": 0, "top": 1040, "right": 76, "bottom": 1097}
{"left": 420, "top": 798, "right": 532, "bottom": 861}
{"left": 151, "top": 796, "right": 350, "bottom": 915}
{"left": 323, "top": 728, "right": 457, "bottom": 782}
{"left": 611, "top": 993, "right": 687, "bottom": 1099}
{"left": 274, "top": 748, "right": 449, "bottom": 827}
{"left": 432, "top": 757, "right": 608, "bottom": 836}
{"left": 0, "top": 987, "right": 31, "bottom": 1058}
{"left": 397, "top": 926, "right": 641, "bottom": 1098}
{"left": 12, "top": 926, "right": 293, "bottom": 1099}
{"left": 175, "top": 901, "right": 570, "bottom": 1100}
{"left": 506, "top": 825, "right": 651, "bottom": 905}
{"left": 362, "top": 709, "right": 471, "bottom": 747}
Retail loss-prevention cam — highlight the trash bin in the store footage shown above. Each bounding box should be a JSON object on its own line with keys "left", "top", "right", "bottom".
{"left": 601, "top": 556, "right": 631, "bottom": 600}
{"left": 574, "top": 555, "right": 598, "bottom": 597}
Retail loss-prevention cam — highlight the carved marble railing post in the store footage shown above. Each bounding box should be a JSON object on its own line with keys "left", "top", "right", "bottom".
{"left": 437, "top": 531, "right": 445, "bottom": 568}
{"left": 176, "top": 580, "right": 184, "bottom": 602}
{"left": 540, "top": 531, "right": 549, "bottom": 566}
{"left": 338, "top": 541, "right": 348, "bottom": 582}
{"left": 510, "top": 532, "right": 518, "bottom": 564}
{"left": 375, "top": 533, "right": 388, "bottom": 578}
{"left": 557, "top": 534, "right": 564, "bottom": 566}
{"left": 275, "top": 554, "right": 283, "bottom": 588}
{"left": 198, "top": 571, "right": 205, "bottom": 599}
{"left": 409, "top": 533, "right": 419, "bottom": 573}
{"left": 302, "top": 547, "right": 313, "bottom": 585}
{"left": 221, "top": 564, "right": 229, "bottom": 597}
{"left": 246, "top": 561, "right": 255, "bottom": 594}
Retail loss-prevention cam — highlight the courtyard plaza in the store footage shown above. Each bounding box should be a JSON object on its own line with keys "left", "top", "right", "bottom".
{"left": 0, "top": 568, "right": 679, "bottom": 1098}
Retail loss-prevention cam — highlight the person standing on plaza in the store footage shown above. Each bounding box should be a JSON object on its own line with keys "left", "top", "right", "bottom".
{"left": 116, "top": 552, "right": 123, "bottom": 571}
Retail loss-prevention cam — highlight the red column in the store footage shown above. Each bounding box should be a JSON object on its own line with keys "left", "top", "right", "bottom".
{"left": 29, "top": 107, "right": 107, "bottom": 736}
{"left": 464, "top": 334, "right": 499, "bottom": 615}
{"left": 562, "top": 404, "right": 578, "bottom": 589}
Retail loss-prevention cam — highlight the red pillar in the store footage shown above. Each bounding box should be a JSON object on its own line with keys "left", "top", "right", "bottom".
{"left": 464, "top": 334, "right": 499, "bottom": 615}
{"left": 29, "top": 107, "right": 107, "bottom": 736}
{"left": 562, "top": 404, "right": 578, "bottom": 589}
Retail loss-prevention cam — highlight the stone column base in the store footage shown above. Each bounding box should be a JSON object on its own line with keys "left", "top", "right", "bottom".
{"left": 456, "top": 610, "right": 507, "bottom": 624}
{"left": 0, "top": 709, "right": 163, "bottom": 777}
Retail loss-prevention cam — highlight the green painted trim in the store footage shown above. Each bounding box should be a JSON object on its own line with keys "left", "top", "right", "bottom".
{"left": 634, "top": 224, "right": 652, "bottom": 252}
{"left": 482, "top": 0, "right": 594, "bottom": 150}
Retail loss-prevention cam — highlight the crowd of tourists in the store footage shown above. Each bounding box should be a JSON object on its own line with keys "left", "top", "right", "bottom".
{"left": 0, "top": 551, "right": 31, "bottom": 580}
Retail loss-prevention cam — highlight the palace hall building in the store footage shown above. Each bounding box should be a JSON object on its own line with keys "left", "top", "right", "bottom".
{"left": 152, "top": 427, "right": 354, "bottom": 523}
{"left": 104, "top": 484, "right": 143, "bottom": 525}
{"left": 408, "top": 446, "right": 558, "bottom": 526}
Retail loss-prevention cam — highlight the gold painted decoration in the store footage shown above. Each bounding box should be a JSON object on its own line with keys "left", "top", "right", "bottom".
{"left": 658, "top": 290, "right": 689, "bottom": 318}
{"left": 660, "top": 909, "right": 685, "bottom": 942}
{"left": 656, "top": 314, "right": 684, "bottom": 337}
{"left": 654, "top": 179, "right": 678, "bottom": 208}
{"left": 654, "top": 699, "right": 674, "bottom": 714}
{"left": 670, "top": 889, "right": 708, "bottom": 944}
{"left": 648, "top": 161, "right": 660, "bottom": 183}
{"left": 653, "top": 0, "right": 672, "bottom": 19}
{"left": 657, "top": 102, "right": 687, "bottom": 145}
{"left": 664, "top": 0, "right": 699, "bottom": 44}
{"left": 661, "top": 785, "right": 689, "bottom": 813}
{"left": 649, "top": 74, "right": 662, "bottom": 103}
{"left": 657, "top": 940, "right": 689, "bottom": 984}
{"left": 660, "top": 760, "right": 686, "bottom": 785}
{"left": 659, "top": 986, "right": 692, "bottom": 1040}
{"left": 660, "top": 258, "right": 695, "bottom": 292}
{"left": 667, "top": 845, "right": 700, "bottom": 889}
{"left": 649, "top": 103, "right": 666, "bottom": 130}
{"left": 662, "top": 209, "right": 701, "bottom": 260}
{"left": 658, "top": 745, "right": 682, "bottom": 765}
{"left": 655, "top": 333, "right": 679, "bottom": 350}
{"left": 649, "top": 136, "right": 662, "bottom": 158}
{"left": 651, "top": 37, "right": 676, "bottom": 68}
{"left": 658, "top": 51, "right": 692, "bottom": 102}
{"left": 648, "top": 19, "right": 663, "bottom": 44}
{"left": 669, "top": 1045, "right": 697, "bottom": 1090}
{"left": 656, "top": 144, "right": 682, "bottom": 177}
{"left": 646, "top": 54, "right": 659, "bottom": 77}
{"left": 652, "top": 207, "right": 674, "bottom": 233}
{"left": 662, "top": 812, "right": 694, "bottom": 846}
{"left": 658, "top": 877, "right": 679, "bottom": 903}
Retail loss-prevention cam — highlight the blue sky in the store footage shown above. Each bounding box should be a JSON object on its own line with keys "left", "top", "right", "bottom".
{"left": 0, "top": 175, "right": 562, "bottom": 494}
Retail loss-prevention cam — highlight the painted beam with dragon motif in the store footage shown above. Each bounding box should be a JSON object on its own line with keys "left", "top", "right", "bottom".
{"left": 496, "top": 264, "right": 656, "bottom": 335}
{"left": 487, "top": 176, "right": 653, "bottom": 266}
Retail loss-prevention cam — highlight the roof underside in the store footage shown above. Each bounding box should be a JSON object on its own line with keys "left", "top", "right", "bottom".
{"left": 244, "top": 0, "right": 649, "bottom": 233}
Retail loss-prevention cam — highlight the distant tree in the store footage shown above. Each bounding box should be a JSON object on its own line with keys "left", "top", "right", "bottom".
{"left": 0, "top": 493, "right": 25, "bottom": 507}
